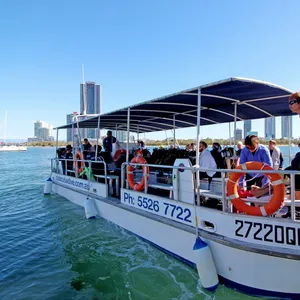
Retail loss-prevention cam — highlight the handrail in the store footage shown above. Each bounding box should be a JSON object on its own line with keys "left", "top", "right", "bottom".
{"left": 52, "top": 158, "right": 300, "bottom": 221}
{"left": 51, "top": 158, "right": 108, "bottom": 185}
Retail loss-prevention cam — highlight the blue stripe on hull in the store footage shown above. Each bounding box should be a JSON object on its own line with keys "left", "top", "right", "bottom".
{"left": 135, "top": 232, "right": 299, "bottom": 299}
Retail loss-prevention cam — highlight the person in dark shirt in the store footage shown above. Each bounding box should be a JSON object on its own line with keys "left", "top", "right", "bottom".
{"left": 210, "top": 142, "right": 226, "bottom": 177}
{"left": 287, "top": 92, "right": 300, "bottom": 198}
{"left": 83, "top": 138, "right": 94, "bottom": 159}
{"left": 102, "top": 131, "right": 119, "bottom": 153}
{"left": 65, "top": 145, "right": 74, "bottom": 175}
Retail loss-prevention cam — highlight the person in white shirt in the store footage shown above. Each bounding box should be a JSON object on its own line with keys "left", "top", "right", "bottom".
{"left": 268, "top": 140, "right": 282, "bottom": 170}
{"left": 199, "top": 141, "right": 217, "bottom": 188}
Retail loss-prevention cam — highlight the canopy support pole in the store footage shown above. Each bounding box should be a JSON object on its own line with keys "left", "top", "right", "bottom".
{"left": 76, "top": 116, "right": 82, "bottom": 152}
{"left": 173, "top": 115, "right": 176, "bottom": 147}
{"left": 95, "top": 115, "right": 100, "bottom": 160}
{"left": 229, "top": 123, "right": 232, "bottom": 146}
{"left": 115, "top": 124, "right": 118, "bottom": 141}
{"left": 71, "top": 121, "right": 74, "bottom": 157}
{"left": 196, "top": 88, "right": 201, "bottom": 206}
{"left": 233, "top": 103, "right": 237, "bottom": 155}
{"left": 137, "top": 125, "right": 139, "bottom": 143}
{"left": 55, "top": 129, "right": 59, "bottom": 157}
{"left": 126, "top": 108, "right": 130, "bottom": 163}
{"left": 288, "top": 116, "right": 291, "bottom": 165}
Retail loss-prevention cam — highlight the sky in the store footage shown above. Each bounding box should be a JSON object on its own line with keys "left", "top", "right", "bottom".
{"left": 0, "top": 0, "right": 300, "bottom": 141}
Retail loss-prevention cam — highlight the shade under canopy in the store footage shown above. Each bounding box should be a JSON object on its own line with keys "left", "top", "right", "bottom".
{"left": 56, "top": 77, "right": 294, "bottom": 133}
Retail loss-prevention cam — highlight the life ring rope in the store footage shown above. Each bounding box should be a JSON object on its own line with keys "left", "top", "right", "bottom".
{"left": 127, "top": 156, "right": 149, "bottom": 191}
{"left": 227, "top": 162, "right": 285, "bottom": 216}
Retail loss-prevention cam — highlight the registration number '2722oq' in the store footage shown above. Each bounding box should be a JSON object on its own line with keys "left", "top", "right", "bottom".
{"left": 235, "top": 219, "right": 300, "bottom": 246}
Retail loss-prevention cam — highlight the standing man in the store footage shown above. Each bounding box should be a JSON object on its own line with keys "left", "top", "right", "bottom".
{"left": 268, "top": 140, "right": 283, "bottom": 170}
{"left": 199, "top": 141, "right": 217, "bottom": 188}
{"left": 103, "top": 130, "right": 119, "bottom": 153}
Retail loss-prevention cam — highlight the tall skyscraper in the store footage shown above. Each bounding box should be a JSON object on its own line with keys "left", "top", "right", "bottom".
{"left": 66, "top": 114, "right": 73, "bottom": 143}
{"left": 281, "top": 116, "right": 293, "bottom": 138}
{"left": 235, "top": 128, "right": 242, "bottom": 141}
{"left": 80, "top": 81, "right": 101, "bottom": 139}
{"left": 243, "top": 120, "right": 252, "bottom": 138}
{"left": 264, "top": 117, "right": 276, "bottom": 139}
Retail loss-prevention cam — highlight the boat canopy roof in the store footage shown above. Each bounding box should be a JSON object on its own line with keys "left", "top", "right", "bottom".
{"left": 56, "top": 77, "right": 294, "bottom": 133}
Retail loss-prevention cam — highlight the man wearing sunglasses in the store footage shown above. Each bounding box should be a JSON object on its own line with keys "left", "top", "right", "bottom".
{"left": 239, "top": 134, "right": 273, "bottom": 190}
{"left": 289, "top": 92, "right": 300, "bottom": 115}
{"left": 287, "top": 92, "right": 300, "bottom": 200}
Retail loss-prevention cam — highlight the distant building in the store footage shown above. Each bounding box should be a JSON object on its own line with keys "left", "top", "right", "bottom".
{"left": 264, "top": 117, "right": 276, "bottom": 139}
{"left": 235, "top": 128, "right": 242, "bottom": 141}
{"left": 244, "top": 120, "right": 252, "bottom": 137}
{"left": 33, "top": 121, "right": 53, "bottom": 141}
{"left": 80, "top": 81, "right": 101, "bottom": 139}
{"left": 66, "top": 114, "right": 73, "bottom": 143}
{"left": 281, "top": 116, "right": 293, "bottom": 138}
{"left": 117, "top": 131, "right": 127, "bottom": 142}
{"left": 247, "top": 131, "right": 259, "bottom": 137}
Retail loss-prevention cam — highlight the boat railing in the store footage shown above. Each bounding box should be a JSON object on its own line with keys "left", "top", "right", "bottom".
{"left": 121, "top": 161, "right": 299, "bottom": 221}
{"left": 51, "top": 158, "right": 109, "bottom": 185}
{"left": 121, "top": 162, "right": 196, "bottom": 200}
{"left": 194, "top": 167, "right": 299, "bottom": 221}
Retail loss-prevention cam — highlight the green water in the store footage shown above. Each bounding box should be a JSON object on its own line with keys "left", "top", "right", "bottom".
{"left": 1, "top": 147, "right": 287, "bottom": 299}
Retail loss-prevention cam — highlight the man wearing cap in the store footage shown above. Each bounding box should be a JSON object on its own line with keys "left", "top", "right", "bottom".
{"left": 103, "top": 131, "right": 119, "bottom": 153}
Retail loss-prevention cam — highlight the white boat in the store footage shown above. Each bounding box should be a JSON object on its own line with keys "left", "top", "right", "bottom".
{"left": 0, "top": 111, "right": 27, "bottom": 152}
{"left": 0, "top": 145, "right": 27, "bottom": 152}
{"left": 47, "top": 78, "right": 300, "bottom": 299}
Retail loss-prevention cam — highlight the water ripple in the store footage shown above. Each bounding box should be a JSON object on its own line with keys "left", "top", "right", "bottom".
{"left": 0, "top": 148, "right": 257, "bottom": 300}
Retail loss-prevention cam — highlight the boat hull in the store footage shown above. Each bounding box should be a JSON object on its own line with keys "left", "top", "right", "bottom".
{"left": 52, "top": 180, "right": 300, "bottom": 299}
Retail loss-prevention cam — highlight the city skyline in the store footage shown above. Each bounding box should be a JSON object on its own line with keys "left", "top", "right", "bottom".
{"left": 2, "top": 1, "right": 300, "bottom": 141}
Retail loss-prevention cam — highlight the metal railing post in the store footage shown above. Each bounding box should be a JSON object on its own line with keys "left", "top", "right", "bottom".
{"left": 291, "top": 174, "right": 296, "bottom": 221}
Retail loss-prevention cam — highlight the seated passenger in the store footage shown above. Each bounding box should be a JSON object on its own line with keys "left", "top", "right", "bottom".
{"left": 210, "top": 142, "right": 226, "bottom": 177}
{"left": 239, "top": 135, "right": 272, "bottom": 190}
{"left": 137, "top": 140, "right": 145, "bottom": 149}
{"left": 284, "top": 152, "right": 300, "bottom": 199}
{"left": 199, "top": 141, "right": 217, "bottom": 188}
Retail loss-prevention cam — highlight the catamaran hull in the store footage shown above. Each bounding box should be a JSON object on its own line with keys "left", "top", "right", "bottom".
{"left": 52, "top": 180, "right": 300, "bottom": 299}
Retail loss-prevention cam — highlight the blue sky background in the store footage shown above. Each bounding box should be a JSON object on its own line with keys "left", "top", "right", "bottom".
{"left": 0, "top": 0, "right": 300, "bottom": 141}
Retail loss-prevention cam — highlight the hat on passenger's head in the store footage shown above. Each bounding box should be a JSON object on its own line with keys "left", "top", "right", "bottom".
{"left": 66, "top": 144, "right": 72, "bottom": 150}
{"left": 107, "top": 130, "right": 112, "bottom": 135}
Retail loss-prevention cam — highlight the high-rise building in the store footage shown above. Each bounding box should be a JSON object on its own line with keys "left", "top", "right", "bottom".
{"left": 281, "top": 116, "right": 293, "bottom": 138}
{"left": 80, "top": 81, "right": 101, "bottom": 139}
{"left": 66, "top": 114, "right": 73, "bottom": 143}
{"left": 264, "top": 117, "right": 276, "bottom": 139}
{"left": 235, "top": 128, "right": 242, "bottom": 141}
{"left": 34, "top": 121, "right": 53, "bottom": 141}
{"left": 243, "top": 120, "right": 252, "bottom": 137}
